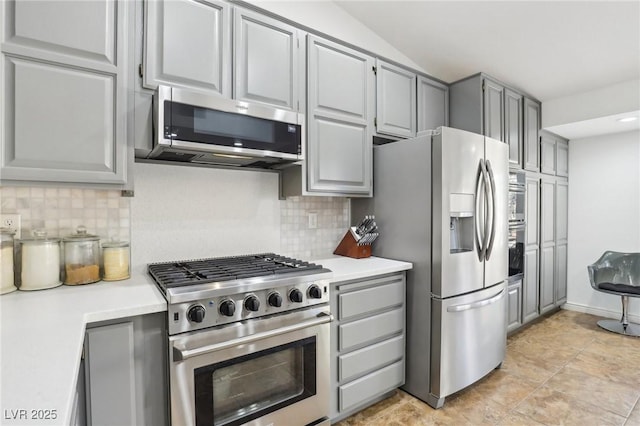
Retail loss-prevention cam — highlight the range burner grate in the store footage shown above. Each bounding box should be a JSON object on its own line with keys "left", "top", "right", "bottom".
{"left": 148, "top": 253, "right": 323, "bottom": 291}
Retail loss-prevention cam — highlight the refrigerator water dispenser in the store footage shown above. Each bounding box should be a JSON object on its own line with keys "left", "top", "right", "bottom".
{"left": 449, "top": 193, "right": 474, "bottom": 254}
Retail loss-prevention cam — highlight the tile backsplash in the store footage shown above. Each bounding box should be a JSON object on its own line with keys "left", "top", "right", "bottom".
{"left": 0, "top": 186, "right": 130, "bottom": 242}
{"left": 280, "top": 196, "right": 350, "bottom": 260}
{"left": 1, "top": 182, "right": 350, "bottom": 262}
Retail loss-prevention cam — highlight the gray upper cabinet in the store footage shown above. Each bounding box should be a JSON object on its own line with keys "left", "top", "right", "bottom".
{"left": 483, "top": 78, "right": 505, "bottom": 142}
{"left": 1, "top": 0, "right": 130, "bottom": 185}
{"left": 233, "top": 8, "right": 303, "bottom": 111}
{"left": 556, "top": 140, "right": 569, "bottom": 177}
{"left": 540, "top": 131, "right": 569, "bottom": 177}
{"left": 144, "top": 0, "right": 231, "bottom": 96}
{"left": 417, "top": 76, "right": 448, "bottom": 136}
{"left": 525, "top": 177, "right": 540, "bottom": 247}
{"left": 540, "top": 134, "right": 556, "bottom": 175}
{"left": 504, "top": 89, "right": 523, "bottom": 167}
{"left": 523, "top": 98, "right": 541, "bottom": 172}
{"left": 375, "top": 59, "right": 416, "bottom": 138}
{"left": 305, "top": 35, "right": 374, "bottom": 196}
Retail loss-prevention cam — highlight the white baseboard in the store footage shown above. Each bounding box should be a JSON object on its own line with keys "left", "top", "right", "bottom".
{"left": 562, "top": 302, "right": 640, "bottom": 324}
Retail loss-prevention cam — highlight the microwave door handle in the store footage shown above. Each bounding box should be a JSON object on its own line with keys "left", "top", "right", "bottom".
{"left": 485, "top": 160, "right": 497, "bottom": 261}
{"left": 172, "top": 312, "right": 333, "bottom": 361}
{"left": 475, "top": 160, "right": 486, "bottom": 262}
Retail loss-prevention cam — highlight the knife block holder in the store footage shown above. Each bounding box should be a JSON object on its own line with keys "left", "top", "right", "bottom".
{"left": 334, "top": 229, "right": 371, "bottom": 259}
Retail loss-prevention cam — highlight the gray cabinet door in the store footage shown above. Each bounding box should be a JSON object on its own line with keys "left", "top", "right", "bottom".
{"left": 523, "top": 248, "right": 539, "bottom": 323}
{"left": 144, "top": 0, "right": 231, "bottom": 96}
{"left": 504, "top": 89, "right": 523, "bottom": 167}
{"left": 306, "top": 35, "right": 374, "bottom": 196}
{"left": 556, "top": 180, "right": 568, "bottom": 243}
{"left": 84, "top": 322, "right": 137, "bottom": 426}
{"left": 540, "top": 179, "right": 556, "bottom": 246}
{"left": 233, "top": 8, "right": 303, "bottom": 111}
{"left": 525, "top": 177, "right": 540, "bottom": 247}
{"left": 556, "top": 139, "right": 569, "bottom": 177}
{"left": 375, "top": 59, "right": 416, "bottom": 138}
{"left": 507, "top": 279, "right": 523, "bottom": 332}
{"left": 523, "top": 98, "right": 540, "bottom": 172}
{"left": 539, "top": 245, "right": 556, "bottom": 314}
{"left": 540, "top": 134, "right": 556, "bottom": 175}
{"left": 555, "top": 243, "right": 568, "bottom": 305}
{"left": 417, "top": 76, "right": 448, "bottom": 136}
{"left": 1, "top": 0, "right": 129, "bottom": 185}
{"left": 483, "top": 78, "right": 504, "bottom": 141}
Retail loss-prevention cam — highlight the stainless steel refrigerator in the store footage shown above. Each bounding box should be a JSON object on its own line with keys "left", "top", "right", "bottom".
{"left": 352, "top": 126, "right": 508, "bottom": 409}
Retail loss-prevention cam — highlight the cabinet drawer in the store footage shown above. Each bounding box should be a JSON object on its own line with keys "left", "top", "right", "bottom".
{"left": 339, "top": 335, "right": 404, "bottom": 382}
{"left": 339, "top": 308, "right": 403, "bottom": 351}
{"left": 339, "top": 360, "right": 404, "bottom": 412}
{"left": 339, "top": 279, "right": 403, "bottom": 320}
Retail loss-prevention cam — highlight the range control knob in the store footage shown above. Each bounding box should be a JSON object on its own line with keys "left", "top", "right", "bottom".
{"left": 219, "top": 299, "right": 236, "bottom": 317}
{"left": 308, "top": 284, "right": 323, "bottom": 299}
{"left": 289, "top": 288, "right": 303, "bottom": 303}
{"left": 244, "top": 295, "right": 260, "bottom": 312}
{"left": 268, "top": 292, "right": 283, "bottom": 307}
{"left": 187, "top": 305, "right": 206, "bottom": 323}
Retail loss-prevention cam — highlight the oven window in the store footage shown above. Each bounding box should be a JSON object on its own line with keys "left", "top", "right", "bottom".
{"left": 194, "top": 336, "right": 316, "bottom": 426}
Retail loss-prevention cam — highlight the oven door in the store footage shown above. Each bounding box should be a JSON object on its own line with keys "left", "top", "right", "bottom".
{"left": 508, "top": 223, "right": 525, "bottom": 278}
{"left": 169, "top": 306, "right": 332, "bottom": 426}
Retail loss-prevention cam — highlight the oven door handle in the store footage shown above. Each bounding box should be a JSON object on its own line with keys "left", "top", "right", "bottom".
{"left": 172, "top": 311, "right": 333, "bottom": 361}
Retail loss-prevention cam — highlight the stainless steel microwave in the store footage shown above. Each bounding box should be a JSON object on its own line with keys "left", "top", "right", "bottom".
{"left": 148, "top": 85, "right": 304, "bottom": 168}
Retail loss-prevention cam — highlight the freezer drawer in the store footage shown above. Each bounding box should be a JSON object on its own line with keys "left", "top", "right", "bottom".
{"left": 430, "top": 281, "right": 507, "bottom": 403}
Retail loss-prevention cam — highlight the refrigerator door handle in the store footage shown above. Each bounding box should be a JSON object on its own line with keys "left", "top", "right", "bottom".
{"left": 480, "top": 159, "right": 491, "bottom": 261}
{"left": 485, "top": 159, "right": 497, "bottom": 261}
{"left": 446, "top": 288, "right": 505, "bottom": 312}
{"left": 475, "top": 160, "right": 486, "bottom": 262}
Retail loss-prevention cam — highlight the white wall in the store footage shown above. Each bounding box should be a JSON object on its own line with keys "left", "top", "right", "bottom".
{"left": 543, "top": 79, "right": 640, "bottom": 129}
{"left": 130, "top": 163, "right": 281, "bottom": 273}
{"left": 243, "top": 0, "right": 425, "bottom": 72}
{"left": 566, "top": 130, "right": 640, "bottom": 320}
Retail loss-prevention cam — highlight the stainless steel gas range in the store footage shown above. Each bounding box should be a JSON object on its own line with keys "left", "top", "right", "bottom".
{"left": 148, "top": 253, "right": 333, "bottom": 426}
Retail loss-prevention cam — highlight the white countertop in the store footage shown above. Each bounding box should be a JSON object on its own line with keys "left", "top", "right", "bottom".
{"left": 0, "top": 256, "right": 410, "bottom": 425}
{"left": 0, "top": 274, "right": 166, "bottom": 425}
{"left": 315, "top": 255, "right": 412, "bottom": 282}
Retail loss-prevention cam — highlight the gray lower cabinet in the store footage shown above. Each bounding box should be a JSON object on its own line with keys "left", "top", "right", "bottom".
{"left": 303, "top": 34, "right": 374, "bottom": 196}
{"left": 504, "top": 89, "right": 523, "bottom": 167}
{"left": 1, "top": 0, "right": 131, "bottom": 185}
{"left": 233, "top": 7, "right": 304, "bottom": 111}
{"left": 375, "top": 59, "right": 416, "bottom": 138}
{"left": 523, "top": 247, "right": 540, "bottom": 323}
{"left": 143, "top": 0, "right": 231, "bottom": 96}
{"left": 330, "top": 272, "right": 406, "bottom": 421}
{"left": 83, "top": 313, "right": 167, "bottom": 426}
{"left": 523, "top": 98, "right": 541, "bottom": 172}
{"left": 507, "top": 278, "right": 523, "bottom": 333}
{"left": 417, "top": 76, "right": 448, "bottom": 136}
{"left": 539, "top": 245, "right": 556, "bottom": 314}
{"left": 555, "top": 179, "right": 568, "bottom": 304}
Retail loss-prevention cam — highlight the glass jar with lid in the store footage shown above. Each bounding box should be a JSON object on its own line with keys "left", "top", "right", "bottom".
{"left": 1, "top": 227, "right": 17, "bottom": 294}
{"left": 63, "top": 226, "right": 101, "bottom": 285}
{"left": 18, "top": 229, "right": 62, "bottom": 291}
{"left": 102, "top": 240, "right": 130, "bottom": 281}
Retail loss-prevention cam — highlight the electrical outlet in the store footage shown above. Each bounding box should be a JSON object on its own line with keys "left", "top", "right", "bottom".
{"left": 308, "top": 212, "right": 318, "bottom": 229}
{"left": 1, "top": 214, "right": 21, "bottom": 239}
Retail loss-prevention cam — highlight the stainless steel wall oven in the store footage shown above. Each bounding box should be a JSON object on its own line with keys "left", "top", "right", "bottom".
{"left": 508, "top": 170, "right": 526, "bottom": 280}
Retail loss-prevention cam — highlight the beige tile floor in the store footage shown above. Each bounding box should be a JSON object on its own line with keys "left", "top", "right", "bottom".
{"left": 335, "top": 310, "right": 640, "bottom": 426}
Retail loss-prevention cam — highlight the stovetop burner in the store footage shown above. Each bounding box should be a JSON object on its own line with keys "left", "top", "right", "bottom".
{"left": 149, "top": 253, "right": 324, "bottom": 292}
